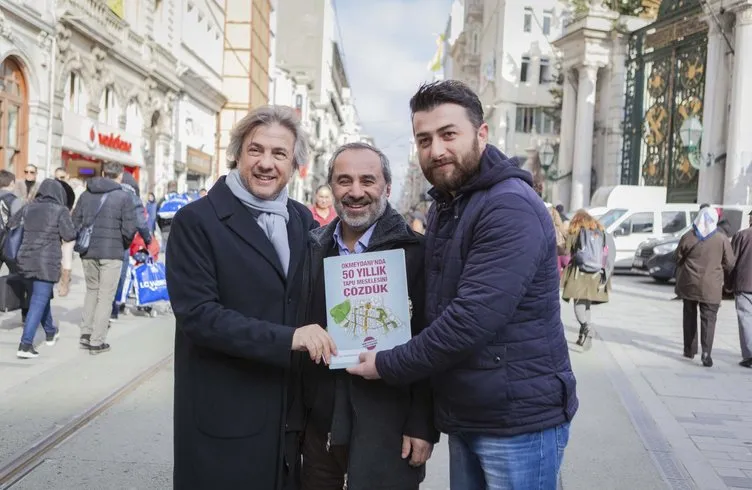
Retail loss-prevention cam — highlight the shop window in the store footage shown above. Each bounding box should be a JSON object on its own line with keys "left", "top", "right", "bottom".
{"left": 99, "top": 86, "right": 120, "bottom": 127}
{"left": 0, "top": 57, "right": 27, "bottom": 175}
{"left": 64, "top": 72, "right": 89, "bottom": 115}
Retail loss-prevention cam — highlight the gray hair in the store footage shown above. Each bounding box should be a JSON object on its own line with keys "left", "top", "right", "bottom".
{"left": 327, "top": 142, "right": 392, "bottom": 185}
{"left": 226, "top": 105, "right": 308, "bottom": 170}
{"left": 102, "top": 162, "right": 124, "bottom": 179}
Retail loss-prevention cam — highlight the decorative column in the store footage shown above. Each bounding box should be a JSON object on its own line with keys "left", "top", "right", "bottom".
{"left": 570, "top": 63, "right": 599, "bottom": 211}
{"left": 554, "top": 69, "right": 577, "bottom": 210}
{"left": 723, "top": 6, "right": 752, "bottom": 204}
{"left": 699, "top": 19, "right": 730, "bottom": 204}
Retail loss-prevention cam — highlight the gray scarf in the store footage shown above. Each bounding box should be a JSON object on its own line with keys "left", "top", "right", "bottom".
{"left": 226, "top": 169, "right": 290, "bottom": 276}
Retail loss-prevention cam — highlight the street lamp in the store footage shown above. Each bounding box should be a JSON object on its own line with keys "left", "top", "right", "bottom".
{"left": 539, "top": 142, "right": 555, "bottom": 174}
{"left": 679, "top": 116, "right": 703, "bottom": 170}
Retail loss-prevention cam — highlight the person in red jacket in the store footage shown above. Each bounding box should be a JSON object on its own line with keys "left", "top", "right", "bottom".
{"left": 308, "top": 184, "right": 337, "bottom": 226}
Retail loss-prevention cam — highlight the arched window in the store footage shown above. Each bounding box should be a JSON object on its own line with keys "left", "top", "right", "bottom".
{"left": 125, "top": 101, "right": 143, "bottom": 135}
{"left": 64, "top": 72, "right": 89, "bottom": 115}
{"left": 0, "top": 57, "right": 28, "bottom": 175}
{"left": 99, "top": 86, "right": 120, "bottom": 127}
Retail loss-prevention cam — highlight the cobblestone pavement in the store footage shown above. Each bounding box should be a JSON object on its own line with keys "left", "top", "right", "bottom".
{"left": 562, "top": 290, "right": 752, "bottom": 490}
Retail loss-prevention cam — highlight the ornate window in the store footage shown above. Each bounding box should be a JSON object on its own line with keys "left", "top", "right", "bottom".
{"left": 0, "top": 57, "right": 28, "bottom": 175}
{"left": 64, "top": 72, "right": 89, "bottom": 115}
{"left": 99, "top": 86, "right": 120, "bottom": 127}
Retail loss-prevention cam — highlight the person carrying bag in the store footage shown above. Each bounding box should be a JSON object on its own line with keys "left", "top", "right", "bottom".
{"left": 74, "top": 194, "right": 108, "bottom": 256}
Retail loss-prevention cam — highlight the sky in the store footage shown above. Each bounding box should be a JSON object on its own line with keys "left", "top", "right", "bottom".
{"left": 335, "top": 0, "right": 453, "bottom": 201}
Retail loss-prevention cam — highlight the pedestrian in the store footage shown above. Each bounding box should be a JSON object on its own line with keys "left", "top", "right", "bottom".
{"left": 14, "top": 164, "right": 40, "bottom": 204}
{"left": 675, "top": 207, "right": 735, "bottom": 367}
{"left": 198, "top": 187, "right": 207, "bottom": 198}
{"left": 111, "top": 172, "right": 152, "bottom": 321}
{"left": 14, "top": 179, "right": 76, "bottom": 358}
{"left": 0, "top": 169, "right": 27, "bottom": 319}
{"left": 54, "top": 167, "right": 76, "bottom": 297}
{"left": 731, "top": 212, "right": 752, "bottom": 368}
{"left": 560, "top": 210, "right": 616, "bottom": 349}
{"left": 166, "top": 105, "right": 336, "bottom": 490}
{"left": 309, "top": 184, "right": 337, "bottom": 226}
{"left": 348, "top": 80, "right": 577, "bottom": 490}
{"left": 72, "top": 162, "right": 138, "bottom": 354}
{"left": 302, "top": 142, "right": 437, "bottom": 490}
{"left": 145, "top": 192, "right": 157, "bottom": 234}
{"left": 156, "top": 181, "right": 189, "bottom": 253}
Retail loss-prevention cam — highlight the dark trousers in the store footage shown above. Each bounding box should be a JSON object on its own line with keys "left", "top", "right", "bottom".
{"left": 683, "top": 300, "right": 719, "bottom": 356}
{"left": 302, "top": 425, "right": 349, "bottom": 490}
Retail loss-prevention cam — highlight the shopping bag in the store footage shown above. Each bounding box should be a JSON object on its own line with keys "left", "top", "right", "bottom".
{"left": 119, "top": 261, "right": 135, "bottom": 304}
{"left": 133, "top": 260, "right": 169, "bottom": 305}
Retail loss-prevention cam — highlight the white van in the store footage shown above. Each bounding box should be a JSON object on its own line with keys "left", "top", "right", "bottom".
{"left": 600, "top": 204, "right": 700, "bottom": 268}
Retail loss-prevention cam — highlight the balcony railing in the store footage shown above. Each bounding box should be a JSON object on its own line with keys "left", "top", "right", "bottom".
{"left": 58, "top": 0, "right": 127, "bottom": 44}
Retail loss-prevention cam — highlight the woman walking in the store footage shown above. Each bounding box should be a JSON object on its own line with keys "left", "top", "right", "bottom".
{"left": 15, "top": 179, "right": 77, "bottom": 358}
{"left": 675, "top": 207, "right": 735, "bottom": 367}
{"left": 561, "top": 210, "right": 615, "bottom": 349}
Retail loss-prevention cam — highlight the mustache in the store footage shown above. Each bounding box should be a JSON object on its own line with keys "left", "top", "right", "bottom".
{"left": 430, "top": 158, "right": 457, "bottom": 168}
{"left": 341, "top": 197, "right": 372, "bottom": 206}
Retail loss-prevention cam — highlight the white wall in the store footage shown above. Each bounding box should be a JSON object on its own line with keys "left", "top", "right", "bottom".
{"left": 178, "top": 0, "right": 224, "bottom": 81}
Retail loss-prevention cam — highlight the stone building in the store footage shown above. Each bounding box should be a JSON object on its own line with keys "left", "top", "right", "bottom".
{"left": 553, "top": 0, "right": 752, "bottom": 209}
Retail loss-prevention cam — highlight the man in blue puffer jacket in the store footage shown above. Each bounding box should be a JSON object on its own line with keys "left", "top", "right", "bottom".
{"left": 349, "top": 80, "right": 578, "bottom": 489}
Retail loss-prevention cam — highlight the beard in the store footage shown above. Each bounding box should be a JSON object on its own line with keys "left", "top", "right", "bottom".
{"left": 335, "top": 192, "right": 388, "bottom": 232}
{"left": 420, "top": 138, "right": 482, "bottom": 193}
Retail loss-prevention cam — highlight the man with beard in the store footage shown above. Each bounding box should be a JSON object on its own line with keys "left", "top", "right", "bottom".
{"left": 348, "top": 81, "right": 577, "bottom": 489}
{"left": 301, "top": 142, "right": 437, "bottom": 490}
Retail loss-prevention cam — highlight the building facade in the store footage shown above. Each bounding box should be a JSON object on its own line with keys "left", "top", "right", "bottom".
{"left": 273, "top": 0, "right": 368, "bottom": 206}
{"left": 478, "top": 0, "right": 566, "bottom": 164}
{"left": 217, "top": 0, "right": 273, "bottom": 181}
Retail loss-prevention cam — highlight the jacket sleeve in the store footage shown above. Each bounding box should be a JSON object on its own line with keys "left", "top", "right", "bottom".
{"left": 131, "top": 194, "right": 152, "bottom": 243}
{"left": 402, "top": 246, "right": 439, "bottom": 443}
{"left": 376, "top": 197, "right": 545, "bottom": 385}
{"left": 72, "top": 197, "right": 84, "bottom": 229}
{"left": 119, "top": 192, "right": 138, "bottom": 243}
{"left": 58, "top": 208, "right": 77, "bottom": 242}
{"left": 723, "top": 235, "right": 736, "bottom": 273}
{"left": 10, "top": 198, "right": 23, "bottom": 216}
{"left": 166, "top": 207, "right": 295, "bottom": 367}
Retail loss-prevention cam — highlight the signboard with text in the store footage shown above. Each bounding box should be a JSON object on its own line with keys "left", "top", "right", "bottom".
{"left": 61, "top": 110, "right": 143, "bottom": 167}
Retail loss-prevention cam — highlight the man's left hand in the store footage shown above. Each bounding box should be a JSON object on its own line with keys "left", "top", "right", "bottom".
{"left": 346, "top": 351, "right": 381, "bottom": 379}
{"left": 401, "top": 436, "right": 433, "bottom": 467}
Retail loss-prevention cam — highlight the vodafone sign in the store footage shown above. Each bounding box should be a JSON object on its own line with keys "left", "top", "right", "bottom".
{"left": 87, "top": 125, "right": 133, "bottom": 154}
{"left": 62, "top": 110, "right": 143, "bottom": 167}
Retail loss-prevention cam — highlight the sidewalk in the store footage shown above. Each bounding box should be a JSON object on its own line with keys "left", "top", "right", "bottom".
{"left": 0, "top": 258, "right": 174, "bottom": 466}
{"left": 563, "top": 290, "right": 752, "bottom": 489}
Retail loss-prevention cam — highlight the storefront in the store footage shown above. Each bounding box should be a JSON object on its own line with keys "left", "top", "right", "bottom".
{"left": 186, "top": 146, "right": 211, "bottom": 190}
{"left": 60, "top": 109, "right": 143, "bottom": 183}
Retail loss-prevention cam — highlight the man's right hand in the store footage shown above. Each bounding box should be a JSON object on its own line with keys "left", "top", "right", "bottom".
{"left": 292, "top": 324, "right": 338, "bottom": 365}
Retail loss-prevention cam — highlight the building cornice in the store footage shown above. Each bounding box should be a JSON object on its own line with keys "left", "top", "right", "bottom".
{"left": 180, "top": 69, "right": 227, "bottom": 112}
{"left": 1, "top": 1, "right": 55, "bottom": 35}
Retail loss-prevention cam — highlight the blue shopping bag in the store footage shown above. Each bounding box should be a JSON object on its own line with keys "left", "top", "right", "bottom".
{"left": 133, "top": 260, "right": 169, "bottom": 305}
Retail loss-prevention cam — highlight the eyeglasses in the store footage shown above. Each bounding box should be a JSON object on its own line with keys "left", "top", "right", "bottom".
{"left": 24, "top": 170, "right": 36, "bottom": 175}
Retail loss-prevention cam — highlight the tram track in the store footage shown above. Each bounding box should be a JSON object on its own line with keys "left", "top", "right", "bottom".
{"left": 0, "top": 353, "right": 173, "bottom": 489}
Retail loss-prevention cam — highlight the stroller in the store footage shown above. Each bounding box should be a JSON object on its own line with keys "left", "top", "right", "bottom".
{"left": 120, "top": 234, "right": 170, "bottom": 317}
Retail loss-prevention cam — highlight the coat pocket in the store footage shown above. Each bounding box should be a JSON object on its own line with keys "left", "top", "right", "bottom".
{"left": 191, "top": 355, "right": 269, "bottom": 438}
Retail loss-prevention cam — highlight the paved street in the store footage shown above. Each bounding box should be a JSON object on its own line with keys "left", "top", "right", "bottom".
{"left": 4, "top": 262, "right": 752, "bottom": 489}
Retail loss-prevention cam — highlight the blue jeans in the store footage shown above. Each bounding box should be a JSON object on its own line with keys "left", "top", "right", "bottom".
{"left": 112, "top": 249, "right": 130, "bottom": 316}
{"left": 449, "top": 423, "right": 570, "bottom": 490}
{"left": 20, "top": 280, "right": 56, "bottom": 345}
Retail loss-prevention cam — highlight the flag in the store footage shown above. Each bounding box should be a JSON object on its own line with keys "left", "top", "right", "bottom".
{"left": 106, "top": 0, "right": 124, "bottom": 18}
{"left": 427, "top": 34, "right": 445, "bottom": 72}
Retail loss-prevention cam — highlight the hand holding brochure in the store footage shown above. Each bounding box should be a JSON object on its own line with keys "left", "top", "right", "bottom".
{"left": 324, "top": 249, "right": 412, "bottom": 369}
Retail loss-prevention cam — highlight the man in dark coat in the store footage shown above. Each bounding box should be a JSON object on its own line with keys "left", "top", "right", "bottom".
{"left": 166, "top": 105, "right": 336, "bottom": 490}
{"left": 732, "top": 211, "right": 752, "bottom": 368}
{"left": 72, "top": 162, "right": 138, "bottom": 354}
{"left": 301, "top": 143, "right": 437, "bottom": 490}
{"left": 349, "top": 81, "right": 577, "bottom": 489}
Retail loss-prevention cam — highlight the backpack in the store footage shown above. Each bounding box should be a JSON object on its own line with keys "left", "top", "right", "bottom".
{"left": 0, "top": 193, "right": 17, "bottom": 245}
{"left": 574, "top": 228, "right": 606, "bottom": 274}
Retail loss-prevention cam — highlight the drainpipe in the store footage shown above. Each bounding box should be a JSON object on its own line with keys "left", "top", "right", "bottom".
{"left": 45, "top": 11, "right": 57, "bottom": 178}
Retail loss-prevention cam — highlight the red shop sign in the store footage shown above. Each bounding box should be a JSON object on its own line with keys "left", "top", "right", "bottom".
{"left": 89, "top": 125, "right": 132, "bottom": 154}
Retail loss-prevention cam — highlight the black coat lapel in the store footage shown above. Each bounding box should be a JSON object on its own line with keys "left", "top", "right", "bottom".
{"left": 286, "top": 202, "right": 306, "bottom": 284}
{"left": 225, "top": 207, "right": 286, "bottom": 280}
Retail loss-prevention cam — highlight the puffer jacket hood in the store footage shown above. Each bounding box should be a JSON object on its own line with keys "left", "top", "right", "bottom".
{"left": 121, "top": 172, "right": 140, "bottom": 197}
{"left": 35, "top": 179, "right": 66, "bottom": 206}
{"left": 429, "top": 145, "right": 533, "bottom": 201}
{"left": 86, "top": 176, "right": 122, "bottom": 194}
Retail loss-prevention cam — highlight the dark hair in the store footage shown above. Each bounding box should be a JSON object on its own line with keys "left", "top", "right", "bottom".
{"left": 699, "top": 203, "right": 710, "bottom": 209}
{"left": 555, "top": 204, "right": 565, "bottom": 213}
{"left": 102, "top": 162, "right": 124, "bottom": 179}
{"left": 199, "top": 188, "right": 207, "bottom": 193}
{"left": 167, "top": 180, "right": 178, "bottom": 192}
{"left": 409, "top": 80, "right": 484, "bottom": 129}
{"left": 0, "top": 169, "right": 15, "bottom": 188}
